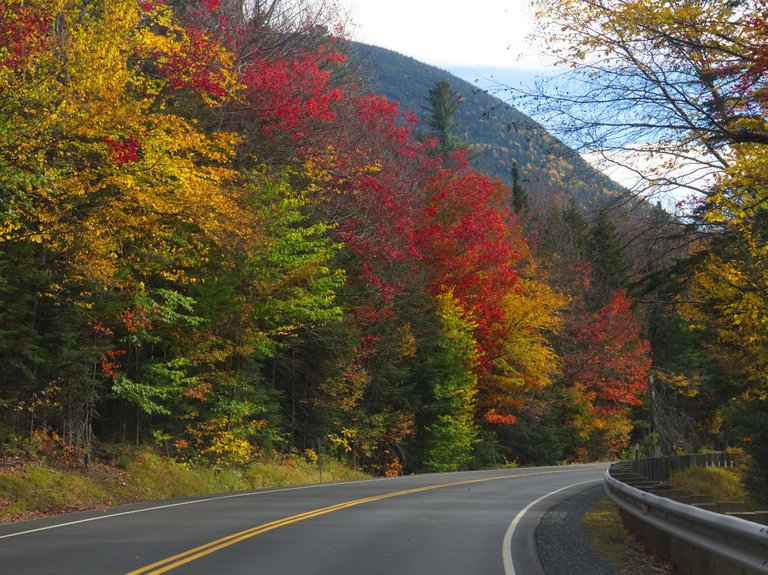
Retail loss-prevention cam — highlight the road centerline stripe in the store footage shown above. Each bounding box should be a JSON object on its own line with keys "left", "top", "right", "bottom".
{"left": 0, "top": 476, "right": 399, "bottom": 542}
{"left": 127, "top": 468, "right": 600, "bottom": 575}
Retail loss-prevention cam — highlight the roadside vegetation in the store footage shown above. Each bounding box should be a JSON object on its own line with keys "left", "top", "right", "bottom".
{"left": 584, "top": 496, "right": 671, "bottom": 574}
{"left": 665, "top": 466, "right": 746, "bottom": 504}
{"left": 0, "top": 447, "right": 367, "bottom": 524}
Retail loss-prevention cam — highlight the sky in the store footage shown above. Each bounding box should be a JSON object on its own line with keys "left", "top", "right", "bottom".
{"left": 339, "top": 0, "right": 550, "bottom": 80}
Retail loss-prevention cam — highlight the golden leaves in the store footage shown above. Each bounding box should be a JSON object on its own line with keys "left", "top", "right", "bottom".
{"left": 319, "top": 361, "right": 370, "bottom": 414}
{"left": 493, "top": 272, "right": 566, "bottom": 392}
{"left": 0, "top": 0, "right": 252, "bottom": 294}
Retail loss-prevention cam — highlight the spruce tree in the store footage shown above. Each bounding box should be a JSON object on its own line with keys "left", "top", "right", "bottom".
{"left": 422, "top": 80, "right": 464, "bottom": 163}
{"left": 510, "top": 162, "right": 529, "bottom": 214}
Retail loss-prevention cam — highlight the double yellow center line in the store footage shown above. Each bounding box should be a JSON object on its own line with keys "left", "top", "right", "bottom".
{"left": 127, "top": 468, "right": 590, "bottom": 574}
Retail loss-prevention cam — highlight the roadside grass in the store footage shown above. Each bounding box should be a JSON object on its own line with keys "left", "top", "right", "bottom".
{"left": 244, "top": 458, "right": 368, "bottom": 489}
{"left": 583, "top": 495, "right": 671, "bottom": 574}
{"left": 664, "top": 466, "right": 745, "bottom": 503}
{"left": 120, "top": 451, "right": 250, "bottom": 500}
{"left": 0, "top": 464, "right": 111, "bottom": 519}
{"left": 0, "top": 450, "right": 369, "bottom": 523}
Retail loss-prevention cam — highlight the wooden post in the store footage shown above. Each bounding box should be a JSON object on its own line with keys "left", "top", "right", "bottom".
{"left": 318, "top": 438, "right": 323, "bottom": 483}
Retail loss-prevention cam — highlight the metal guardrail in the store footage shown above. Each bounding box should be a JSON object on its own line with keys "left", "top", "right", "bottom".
{"left": 604, "top": 468, "right": 768, "bottom": 575}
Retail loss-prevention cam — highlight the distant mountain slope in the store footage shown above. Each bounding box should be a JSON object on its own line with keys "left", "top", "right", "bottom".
{"left": 349, "top": 43, "right": 624, "bottom": 207}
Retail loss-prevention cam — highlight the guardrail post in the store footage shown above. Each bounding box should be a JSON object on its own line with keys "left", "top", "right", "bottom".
{"left": 671, "top": 537, "right": 695, "bottom": 575}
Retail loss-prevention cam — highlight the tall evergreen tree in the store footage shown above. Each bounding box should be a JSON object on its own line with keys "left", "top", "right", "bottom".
{"left": 510, "top": 162, "right": 529, "bottom": 215}
{"left": 584, "top": 210, "right": 629, "bottom": 307}
{"left": 422, "top": 80, "right": 464, "bottom": 163}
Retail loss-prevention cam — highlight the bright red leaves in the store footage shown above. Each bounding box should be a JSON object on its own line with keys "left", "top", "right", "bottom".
{"left": 103, "top": 136, "right": 141, "bottom": 167}
{"left": 241, "top": 47, "right": 346, "bottom": 140}
{"left": 0, "top": 4, "right": 51, "bottom": 70}
{"left": 569, "top": 290, "right": 652, "bottom": 407}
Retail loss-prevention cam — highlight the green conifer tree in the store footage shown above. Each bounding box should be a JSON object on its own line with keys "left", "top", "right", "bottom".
{"left": 422, "top": 80, "right": 465, "bottom": 163}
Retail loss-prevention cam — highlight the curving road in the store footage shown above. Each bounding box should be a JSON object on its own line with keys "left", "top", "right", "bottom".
{"left": 0, "top": 464, "right": 606, "bottom": 574}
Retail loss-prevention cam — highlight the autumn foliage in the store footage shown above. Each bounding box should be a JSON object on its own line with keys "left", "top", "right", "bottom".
{"left": 0, "top": 0, "right": 654, "bottom": 472}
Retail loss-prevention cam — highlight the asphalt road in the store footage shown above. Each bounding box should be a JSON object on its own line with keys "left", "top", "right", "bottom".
{"left": 0, "top": 464, "right": 606, "bottom": 574}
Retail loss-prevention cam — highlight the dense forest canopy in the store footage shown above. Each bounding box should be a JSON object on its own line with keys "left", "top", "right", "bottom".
{"left": 0, "top": 0, "right": 765, "bottom": 503}
{"left": 526, "top": 0, "right": 768, "bottom": 502}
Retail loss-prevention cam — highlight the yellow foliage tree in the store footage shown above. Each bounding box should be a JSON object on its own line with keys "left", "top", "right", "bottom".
{"left": 0, "top": 0, "right": 244, "bottom": 291}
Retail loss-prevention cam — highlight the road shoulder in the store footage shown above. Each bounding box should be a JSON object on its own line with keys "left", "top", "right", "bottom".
{"left": 536, "top": 485, "right": 618, "bottom": 575}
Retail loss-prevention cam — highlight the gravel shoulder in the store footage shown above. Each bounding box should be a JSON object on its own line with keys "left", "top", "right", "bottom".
{"left": 536, "top": 485, "right": 619, "bottom": 575}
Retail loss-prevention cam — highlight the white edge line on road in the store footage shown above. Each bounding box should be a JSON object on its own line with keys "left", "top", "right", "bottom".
{"left": 0, "top": 467, "right": 551, "bottom": 541}
{"left": 2, "top": 467, "right": 532, "bottom": 542}
{"left": 0, "top": 477, "right": 395, "bottom": 541}
{"left": 502, "top": 478, "right": 602, "bottom": 575}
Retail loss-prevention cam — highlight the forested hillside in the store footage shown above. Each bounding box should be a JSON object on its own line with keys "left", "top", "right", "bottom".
{"left": 349, "top": 42, "right": 624, "bottom": 208}
{"left": 1, "top": 0, "right": 765, "bottom": 506}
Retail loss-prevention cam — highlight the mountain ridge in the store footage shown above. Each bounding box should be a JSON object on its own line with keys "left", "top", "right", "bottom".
{"left": 349, "top": 42, "right": 624, "bottom": 207}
